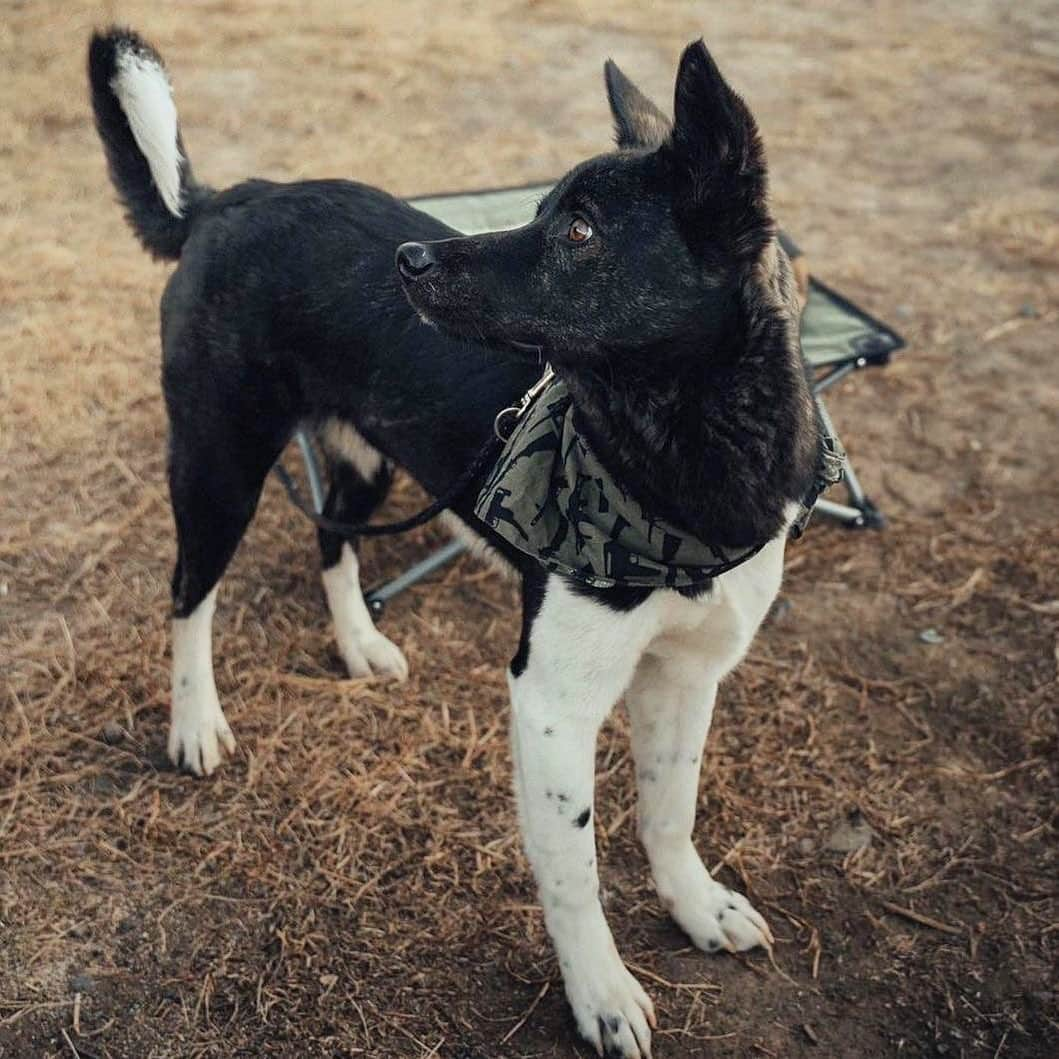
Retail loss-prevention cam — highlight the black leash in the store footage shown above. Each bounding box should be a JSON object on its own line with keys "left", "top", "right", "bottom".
{"left": 271, "top": 432, "right": 503, "bottom": 538}
{"left": 272, "top": 366, "right": 552, "bottom": 539}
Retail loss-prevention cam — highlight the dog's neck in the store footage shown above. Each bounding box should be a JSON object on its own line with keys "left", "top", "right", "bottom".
{"left": 558, "top": 303, "right": 817, "bottom": 549}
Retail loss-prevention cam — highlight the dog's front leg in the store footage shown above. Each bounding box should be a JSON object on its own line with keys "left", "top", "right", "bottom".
{"left": 509, "top": 579, "right": 656, "bottom": 1059}
{"left": 626, "top": 651, "right": 773, "bottom": 955}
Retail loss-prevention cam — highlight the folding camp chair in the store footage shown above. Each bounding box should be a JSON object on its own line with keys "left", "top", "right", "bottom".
{"left": 287, "top": 183, "right": 904, "bottom": 614}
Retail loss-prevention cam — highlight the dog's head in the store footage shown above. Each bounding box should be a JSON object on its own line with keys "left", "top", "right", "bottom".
{"left": 397, "top": 40, "right": 776, "bottom": 366}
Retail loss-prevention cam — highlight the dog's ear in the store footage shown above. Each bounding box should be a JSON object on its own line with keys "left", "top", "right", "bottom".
{"left": 669, "top": 40, "right": 764, "bottom": 176}
{"left": 604, "top": 60, "right": 670, "bottom": 150}
{"left": 665, "top": 40, "right": 770, "bottom": 258}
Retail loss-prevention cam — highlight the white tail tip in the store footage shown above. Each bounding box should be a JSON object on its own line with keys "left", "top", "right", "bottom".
{"left": 111, "top": 46, "right": 184, "bottom": 218}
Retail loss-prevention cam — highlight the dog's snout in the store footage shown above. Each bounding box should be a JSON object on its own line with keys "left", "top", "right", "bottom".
{"left": 396, "top": 241, "right": 436, "bottom": 281}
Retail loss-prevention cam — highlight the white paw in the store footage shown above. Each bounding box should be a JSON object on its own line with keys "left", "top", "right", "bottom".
{"left": 563, "top": 951, "right": 655, "bottom": 1058}
{"left": 673, "top": 883, "right": 774, "bottom": 955}
{"left": 338, "top": 630, "right": 409, "bottom": 682}
{"left": 167, "top": 699, "right": 235, "bottom": 777}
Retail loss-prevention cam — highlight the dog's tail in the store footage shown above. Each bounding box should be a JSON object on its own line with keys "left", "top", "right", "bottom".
{"left": 88, "top": 27, "right": 212, "bottom": 260}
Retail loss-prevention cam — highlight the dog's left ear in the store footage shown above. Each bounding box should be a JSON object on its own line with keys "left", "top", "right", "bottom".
{"left": 604, "top": 60, "right": 670, "bottom": 150}
{"left": 669, "top": 40, "right": 764, "bottom": 178}
{"left": 665, "top": 40, "right": 770, "bottom": 257}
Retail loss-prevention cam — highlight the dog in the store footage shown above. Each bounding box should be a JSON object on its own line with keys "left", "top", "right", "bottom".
{"left": 89, "top": 27, "right": 819, "bottom": 1057}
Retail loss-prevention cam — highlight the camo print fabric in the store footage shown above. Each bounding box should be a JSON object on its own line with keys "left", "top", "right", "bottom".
{"left": 474, "top": 379, "right": 772, "bottom": 588}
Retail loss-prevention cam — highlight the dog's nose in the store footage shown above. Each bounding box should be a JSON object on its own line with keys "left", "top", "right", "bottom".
{"left": 396, "top": 241, "right": 436, "bottom": 280}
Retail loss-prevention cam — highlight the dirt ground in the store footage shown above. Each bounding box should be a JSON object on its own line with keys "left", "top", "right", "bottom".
{"left": 2, "top": 2, "right": 1057, "bottom": 1057}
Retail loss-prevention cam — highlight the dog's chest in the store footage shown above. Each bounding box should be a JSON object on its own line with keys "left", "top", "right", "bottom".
{"left": 641, "top": 532, "right": 787, "bottom": 674}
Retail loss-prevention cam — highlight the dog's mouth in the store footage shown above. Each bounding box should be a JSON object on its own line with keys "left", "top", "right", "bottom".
{"left": 501, "top": 337, "right": 546, "bottom": 361}
{"left": 407, "top": 294, "right": 547, "bottom": 363}
{"left": 396, "top": 241, "right": 549, "bottom": 363}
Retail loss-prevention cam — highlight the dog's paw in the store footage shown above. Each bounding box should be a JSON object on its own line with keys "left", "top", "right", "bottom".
{"left": 338, "top": 630, "right": 409, "bottom": 683}
{"left": 565, "top": 957, "right": 655, "bottom": 1058}
{"left": 167, "top": 699, "right": 235, "bottom": 777}
{"left": 673, "top": 883, "right": 773, "bottom": 955}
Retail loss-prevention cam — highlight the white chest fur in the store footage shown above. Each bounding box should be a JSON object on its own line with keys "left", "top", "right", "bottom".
{"left": 531, "top": 521, "right": 789, "bottom": 693}
{"left": 643, "top": 526, "right": 787, "bottom": 677}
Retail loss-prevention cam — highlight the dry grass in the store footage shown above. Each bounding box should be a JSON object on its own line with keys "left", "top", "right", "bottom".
{"left": 2, "top": 2, "right": 1058, "bottom": 1057}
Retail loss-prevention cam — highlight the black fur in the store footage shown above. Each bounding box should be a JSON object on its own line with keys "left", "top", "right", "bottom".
{"left": 88, "top": 29, "right": 816, "bottom": 671}
{"left": 510, "top": 566, "right": 548, "bottom": 678}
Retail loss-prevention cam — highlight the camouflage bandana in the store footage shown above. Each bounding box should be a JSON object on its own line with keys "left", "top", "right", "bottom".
{"left": 474, "top": 375, "right": 845, "bottom": 589}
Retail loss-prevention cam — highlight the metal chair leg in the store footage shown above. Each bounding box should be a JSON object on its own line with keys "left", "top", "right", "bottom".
{"left": 365, "top": 540, "right": 467, "bottom": 616}
{"left": 295, "top": 429, "right": 326, "bottom": 514}
{"left": 812, "top": 392, "right": 885, "bottom": 529}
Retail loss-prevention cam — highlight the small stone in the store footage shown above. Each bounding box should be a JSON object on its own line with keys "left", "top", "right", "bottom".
{"left": 826, "top": 809, "right": 875, "bottom": 853}
{"left": 101, "top": 720, "right": 125, "bottom": 745}
{"left": 918, "top": 628, "right": 945, "bottom": 645}
{"left": 451, "top": 1047, "right": 484, "bottom": 1059}
{"left": 89, "top": 774, "right": 117, "bottom": 795}
{"left": 770, "top": 598, "right": 794, "bottom": 624}
{"left": 1019, "top": 302, "right": 1038, "bottom": 318}
{"left": 798, "top": 837, "right": 815, "bottom": 855}
{"left": 894, "top": 304, "right": 913, "bottom": 320}
{"left": 69, "top": 971, "right": 96, "bottom": 994}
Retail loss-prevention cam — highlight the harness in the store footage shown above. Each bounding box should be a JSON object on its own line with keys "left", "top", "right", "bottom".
{"left": 475, "top": 368, "right": 845, "bottom": 588}
{"left": 275, "top": 365, "right": 844, "bottom": 585}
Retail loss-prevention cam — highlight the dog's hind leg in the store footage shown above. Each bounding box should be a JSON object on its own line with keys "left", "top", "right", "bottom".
{"left": 509, "top": 576, "right": 657, "bottom": 1059}
{"left": 170, "top": 582, "right": 229, "bottom": 777}
{"left": 317, "top": 423, "right": 407, "bottom": 682}
{"left": 167, "top": 404, "right": 292, "bottom": 776}
{"left": 625, "top": 650, "right": 773, "bottom": 955}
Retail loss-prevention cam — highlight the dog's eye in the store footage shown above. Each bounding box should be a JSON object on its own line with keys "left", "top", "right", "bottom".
{"left": 567, "top": 218, "right": 593, "bottom": 244}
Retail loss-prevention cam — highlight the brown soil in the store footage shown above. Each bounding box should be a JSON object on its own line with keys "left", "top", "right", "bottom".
{"left": 2, "top": 2, "right": 1056, "bottom": 1057}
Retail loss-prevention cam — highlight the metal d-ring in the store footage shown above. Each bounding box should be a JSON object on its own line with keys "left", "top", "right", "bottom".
{"left": 493, "top": 364, "right": 556, "bottom": 441}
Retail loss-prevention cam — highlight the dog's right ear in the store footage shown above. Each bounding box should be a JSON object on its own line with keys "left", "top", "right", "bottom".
{"left": 604, "top": 60, "right": 671, "bottom": 150}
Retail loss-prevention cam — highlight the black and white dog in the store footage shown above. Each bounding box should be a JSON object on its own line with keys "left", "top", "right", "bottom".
{"left": 89, "top": 27, "right": 818, "bottom": 1057}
